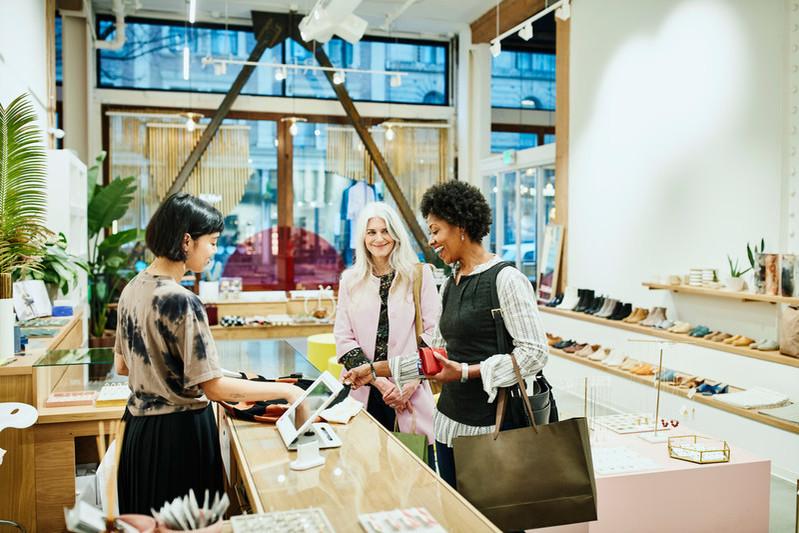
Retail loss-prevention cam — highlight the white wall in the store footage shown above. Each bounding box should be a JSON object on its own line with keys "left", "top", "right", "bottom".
{"left": 569, "top": 0, "right": 785, "bottom": 303}
{"left": 550, "top": 0, "right": 799, "bottom": 480}
{"left": 0, "top": 0, "right": 48, "bottom": 135}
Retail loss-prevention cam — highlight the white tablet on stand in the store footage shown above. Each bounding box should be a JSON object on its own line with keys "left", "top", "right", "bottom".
{"left": 276, "top": 371, "right": 344, "bottom": 451}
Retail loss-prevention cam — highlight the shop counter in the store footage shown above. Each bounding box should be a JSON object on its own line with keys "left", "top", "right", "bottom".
{"left": 539, "top": 426, "right": 770, "bottom": 533}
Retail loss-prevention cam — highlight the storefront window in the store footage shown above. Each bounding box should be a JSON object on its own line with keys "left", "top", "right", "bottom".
{"left": 491, "top": 131, "right": 538, "bottom": 153}
{"left": 491, "top": 49, "right": 555, "bottom": 110}
{"left": 96, "top": 17, "right": 448, "bottom": 105}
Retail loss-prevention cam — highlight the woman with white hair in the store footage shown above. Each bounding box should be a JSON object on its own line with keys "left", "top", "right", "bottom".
{"left": 334, "top": 201, "right": 441, "bottom": 468}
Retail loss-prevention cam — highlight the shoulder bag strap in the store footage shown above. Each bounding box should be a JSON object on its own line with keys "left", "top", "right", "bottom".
{"left": 413, "top": 263, "right": 424, "bottom": 346}
{"left": 493, "top": 354, "right": 538, "bottom": 439}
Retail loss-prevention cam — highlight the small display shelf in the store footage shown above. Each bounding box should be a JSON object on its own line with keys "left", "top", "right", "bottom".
{"left": 539, "top": 306, "right": 799, "bottom": 369}
{"left": 642, "top": 282, "right": 799, "bottom": 306}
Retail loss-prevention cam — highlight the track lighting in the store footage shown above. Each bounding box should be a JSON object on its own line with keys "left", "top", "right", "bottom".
{"left": 490, "top": 40, "right": 501, "bottom": 58}
{"left": 518, "top": 23, "right": 533, "bottom": 41}
{"left": 555, "top": 0, "right": 571, "bottom": 21}
{"left": 385, "top": 126, "right": 395, "bottom": 141}
{"left": 332, "top": 71, "right": 345, "bottom": 85}
{"left": 275, "top": 66, "right": 287, "bottom": 81}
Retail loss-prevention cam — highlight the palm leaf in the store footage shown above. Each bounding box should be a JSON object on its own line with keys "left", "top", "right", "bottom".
{"left": 0, "top": 94, "right": 50, "bottom": 274}
{"left": 87, "top": 175, "right": 137, "bottom": 239}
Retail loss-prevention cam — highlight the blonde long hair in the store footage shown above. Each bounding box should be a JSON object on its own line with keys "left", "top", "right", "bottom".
{"left": 348, "top": 201, "right": 419, "bottom": 295}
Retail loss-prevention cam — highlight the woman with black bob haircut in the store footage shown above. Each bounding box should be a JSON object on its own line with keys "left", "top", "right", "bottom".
{"left": 344, "top": 181, "right": 549, "bottom": 489}
{"left": 114, "top": 193, "right": 306, "bottom": 514}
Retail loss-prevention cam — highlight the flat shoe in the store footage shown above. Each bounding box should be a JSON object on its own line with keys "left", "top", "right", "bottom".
{"left": 670, "top": 322, "right": 693, "bottom": 334}
{"left": 602, "top": 351, "right": 627, "bottom": 367}
{"left": 563, "top": 342, "right": 587, "bottom": 354}
{"left": 732, "top": 336, "right": 754, "bottom": 347}
{"left": 711, "top": 333, "right": 732, "bottom": 342}
{"left": 756, "top": 340, "right": 779, "bottom": 351}
{"left": 620, "top": 359, "right": 640, "bottom": 371}
{"left": 575, "top": 343, "right": 601, "bottom": 357}
{"left": 588, "top": 347, "right": 610, "bottom": 362}
{"left": 656, "top": 319, "right": 674, "bottom": 330}
{"left": 632, "top": 363, "right": 655, "bottom": 376}
{"left": 723, "top": 335, "right": 742, "bottom": 345}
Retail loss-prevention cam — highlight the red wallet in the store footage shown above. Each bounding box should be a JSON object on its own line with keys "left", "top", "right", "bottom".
{"left": 419, "top": 347, "right": 448, "bottom": 376}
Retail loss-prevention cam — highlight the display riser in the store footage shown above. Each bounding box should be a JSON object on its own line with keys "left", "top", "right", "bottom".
{"left": 542, "top": 312, "right": 799, "bottom": 481}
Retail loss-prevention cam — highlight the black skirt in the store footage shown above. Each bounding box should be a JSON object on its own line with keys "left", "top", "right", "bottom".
{"left": 117, "top": 404, "right": 224, "bottom": 515}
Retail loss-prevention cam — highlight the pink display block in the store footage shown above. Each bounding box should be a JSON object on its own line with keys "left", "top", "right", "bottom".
{"left": 535, "top": 428, "right": 770, "bottom": 533}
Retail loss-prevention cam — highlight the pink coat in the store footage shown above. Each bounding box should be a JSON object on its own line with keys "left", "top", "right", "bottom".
{"left": 334, "top": 265, "right": 441, "bottom": 444}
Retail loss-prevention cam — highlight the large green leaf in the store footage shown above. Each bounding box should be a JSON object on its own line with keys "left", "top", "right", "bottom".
{"left": 0, "top": 94, "right": 50, "bottom": 274}
{"left": 87, "top": 175, "right": 137, "bottom": 239}
{"left": 97, "top": 228, "right": 143, "bottom": 255}
{"left": 87, "top": 151, "right": 106, "bottom": 205}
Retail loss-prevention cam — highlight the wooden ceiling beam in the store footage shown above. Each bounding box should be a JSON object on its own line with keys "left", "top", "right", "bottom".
{"left": 470, "top": 0, "right": 546, "bottom": 44}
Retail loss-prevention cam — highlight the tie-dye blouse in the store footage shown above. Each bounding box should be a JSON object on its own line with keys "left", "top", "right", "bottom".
{"left": 114, "top": 271, "right": 222, "bottom": 416}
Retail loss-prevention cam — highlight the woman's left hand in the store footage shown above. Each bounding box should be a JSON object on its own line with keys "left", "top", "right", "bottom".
{"left": 429, "top": 352, "right": 464, "bottom": 383}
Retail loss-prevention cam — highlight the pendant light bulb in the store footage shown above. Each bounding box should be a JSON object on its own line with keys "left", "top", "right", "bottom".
{"left": 185, "top": 116, "right": 196, "bottom": 132}
{"left": 385, "top": 126, "right": 395, "bottom": 141}
{"left": 275, "top": 66, "right": 287, "bottom": 81}
{"left": 314, "top": 128, "right": 321, "bottom": 137}
{"left": 333, "top": 71, "right": 345, "bottom": 85}
{"left": 390, "top": 74, "right": 402, "bottom": 88}
{"left": 182, "top": 45, "right": 191, "bottom": 80}
{"left": 188, "top": 0, "right": 197, "bottom": 24}
{"left": 289, "top": 120, "right": 299, "bottom": 136}
{"left": 490, "top": 40, "right": 501, "bottom": 58}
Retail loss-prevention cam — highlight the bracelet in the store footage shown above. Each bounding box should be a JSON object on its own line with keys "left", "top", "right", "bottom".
{"left": 460, "top": 362, "right": 469, "bottom": 383}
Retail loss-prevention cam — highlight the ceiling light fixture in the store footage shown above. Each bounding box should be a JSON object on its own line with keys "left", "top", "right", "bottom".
{"left": 555, "top": 0, "right": 571, "bottom": 21}
{"left": 490, "top": 0, "right": 568, "bottom": 54}
{"left": 182, "top": 112, "right": 203, "bottom": 132}
{"left": 521, "top": 98, "right": 536, "bottom": 107}
{"left": 182, "top": 45, "right": 190, "bottom": 80}
{"left": 188, "top": 0, "right": 197, "bottom": 24}
{"left": 281, "top": 116, "right": 308, "bottom": 136}
{"left": 275, "top": 66, "right": 288, "bottom": 81}
{"left": 332, "top": 70, "right": 346, "bottom": 85}
{"left": 385, "top": 126, "right": 395, "bottom": 141}
{"left": 518, "top": 23, "right": 533, "bottom": 41}
{"left": 202, "top": 56, "right": 406, "bottom": 85}
{"left": 299, "top": 0, "right": 368, "bottom": 44}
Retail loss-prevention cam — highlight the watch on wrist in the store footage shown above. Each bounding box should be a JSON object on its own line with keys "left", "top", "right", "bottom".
{"left": 369, "top": 362, "right": 378, "bottom": 382}
{"left": 460, "top": 362, "right": 469, "bottom": 383}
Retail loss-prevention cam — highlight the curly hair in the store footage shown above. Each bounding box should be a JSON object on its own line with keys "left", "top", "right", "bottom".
{"left": 420, "top": 181, "right": 492, "bottom": 241}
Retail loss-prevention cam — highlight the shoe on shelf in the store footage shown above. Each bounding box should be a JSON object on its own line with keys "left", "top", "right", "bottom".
{"left": 675, "top": 375, "right": 704, "bottom": 389}
{"left": 631, "top": 363, "right": 655, "bottom": 376}
{"left": 583, "top": 295, "right": 604, "bottom": 314}
{"left": 657, "top": 368, "right": 677, "bottom": 382}
{"left": 620, "top": 358, "right": 641, "bottom": 371}
{"left": 556, "top": 287, "right": 580, "bottom": 310}
{"left": 754, "top": 339, "right": 779, "bottom": 351}
{"left": 563, "top": 342, "right": 588, "bottom": 354}
{"left": 546, "top": 333, "right": 562, "bottom": 346}
{"left": 702, "top": 330, "right": 720, "bottom": 340}
{"left": 575, "top": 344, "right": 602, "bottom": 357}
{"left": 711, "top": 332, "right": 732, "bottom": 342}
{"left": 552, "top": 339, "right": 576, "bottom": 350}
{"left": 669, "top": 322, "right": 693, "bottom": 334}
{"left": 640, "top": 307, "right": 667, "bottom": 327}
{"left": 731, "top": 336, "right": 755, "bottom": 347}
{"left": 696, "top": 381, "right": 729, "bottom": 396}
{"left": 588, "top": 347, "right": 610, "bottom": 362}
{"left": 688, "top": 325, "right": 709, "bottom": 337}
{"left": 602, "top": 350, "right": 627, "bottom": 367}
{"left": 722, "top": 334, "right": 742, "bottom": 345}
{"left": 573, "top": 289, "right": 596, "bottom": 313}
{"left": 609, "top": 303, "right": 633, "bottom": 321}
{"left": 545, "top": 294, "right": 564, "bottom": 307}
{"left": 594, "top": 299, "right": 616, "bottom": 318}
{"left": 623, "top": 308, "right": 648, "bottom": 323}
{"left": 655, "top": 319, "right": 674, "bottom": 330}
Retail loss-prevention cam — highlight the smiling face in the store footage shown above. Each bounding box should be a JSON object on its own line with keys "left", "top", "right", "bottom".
{"left": 426, "top": 213, "right": 462, "bottom": 264}
{"left": 184, "top": 232, "right": 219, "bottom": 273}
{"left": 365, "top": 217, "right": 395, "bottom": 263}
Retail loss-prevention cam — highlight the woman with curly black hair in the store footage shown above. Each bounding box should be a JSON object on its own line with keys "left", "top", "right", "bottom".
{"left": 344, "top": 181, "right": 548, "bottom": 489}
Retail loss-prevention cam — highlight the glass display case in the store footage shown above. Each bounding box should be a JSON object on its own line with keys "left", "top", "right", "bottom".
{"left": 33, "top": 348, "right": 128, "bottom": 410}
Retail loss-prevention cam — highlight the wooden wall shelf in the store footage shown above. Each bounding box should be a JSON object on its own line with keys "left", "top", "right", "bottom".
{"left": 548, "top": 347, "right": 799, "bottom": 435}
{"left": 539, "top": 306, "right": 799, "bottom": 369}
{"left": 642, "top": 282, "right": 799, "bottom": 306}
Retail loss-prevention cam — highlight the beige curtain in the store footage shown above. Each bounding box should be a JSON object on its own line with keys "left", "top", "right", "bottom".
{"left": 146, "top": 123, "right": 251, "bottom": 216}
{"left": 382, "top": 126, "right": 449, "bottom": 210}
{"left": 325, "top": 128, "right": 373, "bottom": 183}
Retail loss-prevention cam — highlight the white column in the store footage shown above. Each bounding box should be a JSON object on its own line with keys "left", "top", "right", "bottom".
{"left": 455, "top": 29, "right": 492, "bottom": 188}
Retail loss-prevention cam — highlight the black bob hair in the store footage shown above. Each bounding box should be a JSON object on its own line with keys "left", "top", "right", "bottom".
{"left": 145, "top": 193, "right": 224, "bottom": 261}
{"left": 420, "top": 181, "right": 492, "bottom": 242}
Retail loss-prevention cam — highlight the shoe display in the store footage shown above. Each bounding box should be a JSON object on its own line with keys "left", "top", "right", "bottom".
{"left": 754, "top": 339, "right": 779, "bottom": 351}
{"left": 723, "top": 335, "right": 742, "bottom": 345}
{"left": 623, "top": 307, "right": 648, "bottom": 324}
{"left": 575, "top": 343, "right": 602, "bottom": 357}
{"left": 546, "top": 333, "right": 562, "bottom": 346}
{"left": 594, "top": 298, "right": 617, "bottom": 318}
{"left": 655, "top": 319, "right": 674, "bottom": 330}
{"left": 545, "top": 294, "right": 564, "bottom": 307}
{"left": 642, "top": 307, "right": 668, "bottom": 327}
{"left": 689, "top": 325, "right": 711, "bottom": 337}
{"left": 573, "top": 289, "right": 595, "bottom": 313}
{"left": 631, "top": 363, "right": 655, "bottom": 376}
{"left": 556, "top": 286, "right": 580, "bottom": 310}
{"left": 609, "top": 303, "right": 633, "bottom": 321}
{"left": 696, "top": 381, "right": 729, "bottom": 396}
{"left": 602, "top": 350, "right": 627, "bottom": 367}
{"left": 731, "top": 336, "right": 755, "bottom": 347}
{"left": 552, "top": 339, "right": 576, "bottom": 350}
{"left": 620, "top": 359, "right": 641, "bottom": 371}
{"left": 585, "top": 296, "right": 606, "bottom": 315}
{"left": 588, "top": 347, "right": 610, "bottom": 362}
{"left": 669, "top": 322, "right": 693, "bottom": 334}
{"left": 710, "top": 332, "right": 732, "bottom": 342}
{"left": 563, "top": 342, "right": 588, "bottom": 354}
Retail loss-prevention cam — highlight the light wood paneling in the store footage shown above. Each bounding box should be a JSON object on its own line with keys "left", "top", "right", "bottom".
{"left": 0, "top": 374, "right": 36, "bottom": 531}
{"left": 210, "top": 323, "right": 332, "bottom": 341}
{"left": 554, "top": 16, "right": 570, "bottom": 292}
{"left": 643, "top": 282, "right": 799, "bottom": 305}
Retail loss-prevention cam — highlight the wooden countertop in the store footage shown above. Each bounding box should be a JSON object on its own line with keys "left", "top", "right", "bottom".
{"left": 227, "top": 411, "right": 500, "bottom": 532}
{"left": 0, "top": 312, "right": 83, "bottom": 376}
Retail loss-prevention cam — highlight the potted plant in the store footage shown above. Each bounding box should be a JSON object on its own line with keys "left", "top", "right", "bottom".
{"left": 86, "top": 152, "right": 143, "bottom": 347}
{"left": 0, "top": 94, "right": 51, "bottom": 357}
{"left": 14, "top": 232, "right": 89, "bottom": 302}
{"left": 724, "top": 255, "right": 749, "bottom": 292}
{"left": 746, "top": 238, "right": 766, "bottom": 293}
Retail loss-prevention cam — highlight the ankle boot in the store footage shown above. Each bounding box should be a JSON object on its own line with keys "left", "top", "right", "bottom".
{"left": 584, "top": 296, "right": 604, "bottom": 314}
{"left": 573, "top": 289, "right": 595, "bottom": 313}
{"left": 595, "top": 299, "right": 617, "bottom": 318}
